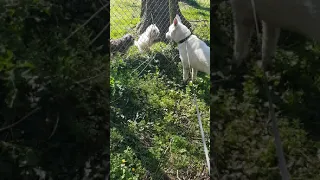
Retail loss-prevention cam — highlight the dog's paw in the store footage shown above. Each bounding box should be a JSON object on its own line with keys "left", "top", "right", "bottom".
{"left": 257, "top": 60, "right": 271, "bottom": 71}
{"left": 256, "top": 60, "right": 263, "bottom": 69}
{"left": 230, "top": 63, "right": 241, "bottom": 73}
{"left": 182, "top": 79, "right": 188, "bottom": 84}
{"left": 181, "top": 80, "right": 188, "bottom": 88}
{"left": 182, "top": 76, "right": 190, "bottom": 83}
{"left": 228, "top": 57, "right": 241, "bottom": 71}
{"left": 190, "top": 78, "right": 199, "bottom": 85}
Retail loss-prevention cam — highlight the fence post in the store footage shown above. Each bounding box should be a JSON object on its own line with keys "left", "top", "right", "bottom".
{"left": 169, "top": 0, "right": 174, "bottom": 23}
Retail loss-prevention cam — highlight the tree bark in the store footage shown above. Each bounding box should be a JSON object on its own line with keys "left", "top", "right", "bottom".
{"left": 136, "top": 0, "right": 192, "bottom": 42}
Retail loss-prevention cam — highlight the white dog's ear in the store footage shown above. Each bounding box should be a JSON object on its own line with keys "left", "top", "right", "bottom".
{"left": 175, "top": 14, "right": 182, "bottom": 22}
{"left": 173, "top": 17, "right": 178, "bottom": 26}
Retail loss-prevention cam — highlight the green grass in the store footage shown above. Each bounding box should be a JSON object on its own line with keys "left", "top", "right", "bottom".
{"left": 179, "top": 1, "right": 210, "bottom": 41}
{"left": 110, "top": 0, "right": 210, "bottom": 55}
{"left": 110, "top": 58, "right": 210, "bottom": 179}
{"left": 110, "top": 0, "right": 140, "bottom": 39}
{"left": 110, "top": 0, "right": 210, "bottom": 179}
{"left": 210, "top": 3, "right": 320, "bottom": 179}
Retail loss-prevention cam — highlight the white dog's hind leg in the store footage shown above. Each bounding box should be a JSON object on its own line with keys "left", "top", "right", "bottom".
{"left": 183, "top": 66, "right": 190, "bottom": 82}
{"left": 233, "top": 21, "right": 253, "bottom": 66}
{"left": 260, "top": 21, "right": 280, "bottom": 70}
{"left": 191, "top": 68, "right": 198, "bottom": 81}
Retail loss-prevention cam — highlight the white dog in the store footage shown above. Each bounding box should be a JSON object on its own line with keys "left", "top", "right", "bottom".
{"left": 230, "top": 0, "right": 320, "bottom": 70}
{"left": 165, "top": 14, "right": 210, "bottom": 82}
{"left": 134, "top": 24, "right": 160, "bottom": 52}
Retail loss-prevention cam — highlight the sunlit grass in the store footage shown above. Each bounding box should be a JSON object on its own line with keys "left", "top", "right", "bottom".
{"left": 110, "top": 0, "right": 210, "bottom": 179}
{"left": 110, "top": 0, "right": 210, "bottom": 54}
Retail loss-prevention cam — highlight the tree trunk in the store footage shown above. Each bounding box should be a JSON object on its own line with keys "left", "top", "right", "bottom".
{"left": 136, "top": 0, "right": 192, "bottom": 42}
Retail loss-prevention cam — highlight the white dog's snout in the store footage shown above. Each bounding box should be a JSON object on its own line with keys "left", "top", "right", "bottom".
{"left": 165, "top": 32, "right": 170, "bottom": 39}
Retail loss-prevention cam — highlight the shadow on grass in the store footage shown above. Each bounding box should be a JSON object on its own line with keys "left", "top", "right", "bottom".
{"left": 212, "top": 49, "right": 320, "bottom": 141}
{"left": 110, "top": 83, "right": 171, "bottom": 179}
{"left": 112, "top": 123, "right": 172, "bottom": 179}
{"left": 122, "top": 51, "right": 183, "bottom": 84}
{"left": 111, "top": 51, "right": 210, "bottom": 179}
{"left": 127, "top": 52, "right": 210, "bottom": 105}
{"left": 180, "top": 0, "right": 210, "bottom": 12}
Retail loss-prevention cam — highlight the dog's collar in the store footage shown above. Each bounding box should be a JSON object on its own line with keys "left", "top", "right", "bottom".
{"left": 178, "top": 33, "right": 192, "bottom": 44}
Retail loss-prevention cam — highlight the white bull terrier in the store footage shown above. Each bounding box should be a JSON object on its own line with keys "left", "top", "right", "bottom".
{"left": 230, "top": 0, "right": 320, "bottom": 70}
{"left": 165, "top": 14, "right": 210, "bottom": 82}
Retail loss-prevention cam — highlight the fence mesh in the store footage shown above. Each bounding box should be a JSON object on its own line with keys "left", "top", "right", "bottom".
{"left": 110, "top": 0, "right": 211, "bottom": 178}
{"left": 110, "top": 0, "right": 210, "bottom": 55}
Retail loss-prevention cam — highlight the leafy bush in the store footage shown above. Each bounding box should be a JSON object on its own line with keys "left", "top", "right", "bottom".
{"left": 212, "top": 1, "right": 320, "bottom": 179}
{"left": 110, "top": 1, "right": 210, "bottom": 179}
{"left": 0, "top": 0, "right": 108, "bottom": 179}
{"left": 110, "top": 49, "right": 210, "bottom": 179}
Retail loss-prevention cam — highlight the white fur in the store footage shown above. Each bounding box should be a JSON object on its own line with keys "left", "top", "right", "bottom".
{"left": 165, "top": 14, "right": 210, "bottom": 82}
{"left": 134, "top": 24, "right": 160, "bottom": 52}
{"left": 230, "top": 0, "right": 320, "bottom": 69}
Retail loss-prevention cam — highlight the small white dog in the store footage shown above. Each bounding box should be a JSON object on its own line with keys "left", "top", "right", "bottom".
{"left": 134, "top": 24, "right": 160, "bottom": 52}
{"left": 165, "top": 14, "right": 210, "bottom": 82}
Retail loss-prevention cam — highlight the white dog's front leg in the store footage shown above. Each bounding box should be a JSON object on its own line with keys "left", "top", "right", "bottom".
{"left": 230, "top": 0, "right": 254, "bottom": 66}
{"left": 261, "top": 21, "right": 280, "bottom": 70}
{"left": 183, "top": 66, "right": 190, "bottom": 82}
{"left": 191, "top": 68, "right": 197, "bottom": 81}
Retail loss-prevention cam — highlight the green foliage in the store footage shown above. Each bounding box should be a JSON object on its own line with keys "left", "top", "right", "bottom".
{"left": 212, "top": 2, "right": 320, "bottom": 179}
{"left": 110, "top": 0, "right": 210, "bottom": 52}
{"left": 110, "top": 0, "right": 210, "bottom": 178}
{"left": 110, "top": 51, "right": 210, "bottom": 179}
{"left": 0, "top": 0, "right": 108, "bottom": 179}
{"left": 110, "top": 147, "right": 143, "bottom": 180}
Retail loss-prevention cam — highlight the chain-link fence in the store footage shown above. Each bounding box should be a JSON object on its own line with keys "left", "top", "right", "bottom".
{"left": 110, "top": 1, "right": 211, "bottom": 178}
{"left": 110, "top": 0, "right": 210, "bottom": 55}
